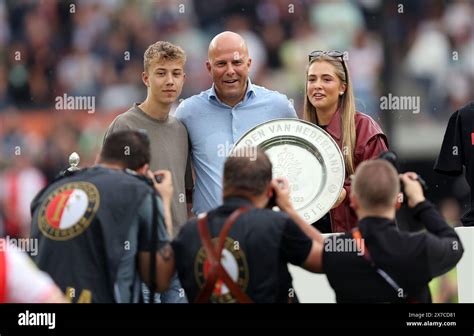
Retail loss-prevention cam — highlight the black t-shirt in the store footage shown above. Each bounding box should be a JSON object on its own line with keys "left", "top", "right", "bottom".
{"left": 172, "top": 197, "right": 313, "bottom": 303}
{"left": 323, "top": 216, "right": 432, "bottom": 303}
{"left": 31, "top": 167, "right": 166, "bottom": 303}
{"left": 434, "top": 102, "right": 474, "bottom": 226}
{"left": 312, "top": 213, "right": 332, "bottom": 233}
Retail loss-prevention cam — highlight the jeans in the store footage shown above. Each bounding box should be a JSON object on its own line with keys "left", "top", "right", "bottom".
{"left": 142, "top": 272, "right": 188, "bottom": 303}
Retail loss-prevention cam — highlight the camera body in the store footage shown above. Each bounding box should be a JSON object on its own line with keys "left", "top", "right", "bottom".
{"left": 266, "top": 189, "right": 277, "bottom": 209}
{"left": 124, "top": 168, "right": 162, "bottom": 186}
{"left": 266, "top": 180, "right": 287, "bottom": 209}
{"left": 377, "top": 151, "right": 427, "bottom": 204}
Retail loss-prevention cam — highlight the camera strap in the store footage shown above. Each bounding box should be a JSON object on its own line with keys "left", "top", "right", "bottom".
{"left": 147, "top": 191, "right": 159, "bottom": 303}
{"left": 195, "top": 207, "right": 253, "bottom": 303}
{"left": 351, "top": 228, "right": 418, "bottom": 303}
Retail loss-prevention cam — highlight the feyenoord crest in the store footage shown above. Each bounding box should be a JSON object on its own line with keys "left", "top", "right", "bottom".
{"left": 231, "top": 119, "right": 345, "bottom": 224}
{"left": 194, "top": 237, "right": 249, "bottom": 303}
{"left": 38, "top": 182, "right": 100, "bottom": 240}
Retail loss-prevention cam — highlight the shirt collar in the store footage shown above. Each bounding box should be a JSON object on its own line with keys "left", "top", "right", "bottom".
{"left": 358, "top": 216, "right": 397, "bottom": 234}
{"left": 222, "top": 196, "right": 254, "bottom": 209}
{"left": 133, "top": 103, "right": 169, "bottom": 123}
{"left": 208, "top": 78, "right": 256, "bottom": 104}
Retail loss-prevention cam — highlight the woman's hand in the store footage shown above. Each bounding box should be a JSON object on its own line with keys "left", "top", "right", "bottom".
{"left": 331, "top": 188, "right": 347, "bottom": 209}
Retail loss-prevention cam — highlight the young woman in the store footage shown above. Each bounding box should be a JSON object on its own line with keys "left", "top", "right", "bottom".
{"left": 303, "top": 51, "right": 388, "bottom": 233}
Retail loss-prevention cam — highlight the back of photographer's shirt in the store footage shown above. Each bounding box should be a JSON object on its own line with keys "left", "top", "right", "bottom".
{"left": 323, "top": 201, "right": 463, "bottom": 303}
{"left": 171, "top": 197, "right": 313, "bottom": 303}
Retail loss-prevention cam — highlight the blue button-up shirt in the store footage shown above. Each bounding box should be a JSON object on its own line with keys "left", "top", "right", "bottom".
{"left": 175, "top": 79, "right": 297, "bottom": 214}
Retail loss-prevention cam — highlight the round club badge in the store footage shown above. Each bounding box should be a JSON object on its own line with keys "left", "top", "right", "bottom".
{"left": 38, "top": 182, "right": 100, "bottom": 241}
{"left": 194, "top": 237, "right": 249, "bottom": 303}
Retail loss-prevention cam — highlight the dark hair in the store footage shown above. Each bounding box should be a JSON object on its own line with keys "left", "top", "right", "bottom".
{"left": 100, "top": 130, "right": 151, "bottom": 170}
{"left": 223, "top": 147, "right": 272, "bottom": 198}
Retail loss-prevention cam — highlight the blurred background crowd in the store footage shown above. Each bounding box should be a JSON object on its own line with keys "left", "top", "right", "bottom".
{"left": 0, "top": 0, "right": 472, "bottom": 302}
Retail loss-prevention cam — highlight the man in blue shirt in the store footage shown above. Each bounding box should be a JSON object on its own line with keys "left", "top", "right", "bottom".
{"left": 175, "top": 31, "right": 297, "bottom": 214}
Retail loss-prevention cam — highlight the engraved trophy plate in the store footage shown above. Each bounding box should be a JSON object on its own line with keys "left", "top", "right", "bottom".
{"left": 231, "top": 119, "right": 345, "bottom": 224}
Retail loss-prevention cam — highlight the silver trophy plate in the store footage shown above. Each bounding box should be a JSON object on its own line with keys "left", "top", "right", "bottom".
{"left": 231, "top": 118, "right": 345, "bottom": 224}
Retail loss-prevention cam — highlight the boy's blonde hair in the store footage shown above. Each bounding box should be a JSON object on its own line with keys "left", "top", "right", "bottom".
{"left": 144, "top": 41, "right": 186, "bottom": 72}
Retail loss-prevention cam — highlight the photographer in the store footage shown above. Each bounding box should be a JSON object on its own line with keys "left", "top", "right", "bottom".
{"left": 30, "top": 130, "right": 175, "bottom": 303}
{"left": 322, "top": 159, "right": 464, "bottom": 302}
{"left": 171, "top": 147, "right": 324, "bottom": 303}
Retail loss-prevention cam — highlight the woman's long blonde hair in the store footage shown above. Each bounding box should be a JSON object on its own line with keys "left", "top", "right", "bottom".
{"left": 302, "top": 55, "right": 356, "bottom": 175}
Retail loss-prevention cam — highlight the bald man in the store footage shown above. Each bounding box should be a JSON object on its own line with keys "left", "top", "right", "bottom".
{"left": 175, "top": 31, "right": 297, "bottom": 214}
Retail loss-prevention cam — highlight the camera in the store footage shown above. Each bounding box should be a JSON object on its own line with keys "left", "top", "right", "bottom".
{"left": 154, "top": 175, "right": 162, "bottom": 183}
{"left": 124, "top": 168, "right": 162, "bottom": 186}
{"left": 266, "top": 188, "right": 277, "bottom": 209}
{"left": 266, "top": 180, "right": 286, "bottom": 209}
{"left": 378, "top": 151, "right": 427, "bottom": 204}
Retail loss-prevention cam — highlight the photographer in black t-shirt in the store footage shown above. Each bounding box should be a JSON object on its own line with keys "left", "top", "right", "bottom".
{"left": 31, "top": 130, "right": 175, "bottom": 303}
{"left": 172, "top": 147, "right": 324, "bottom": 303}
{"left": 435, "top": 101, "right": 474, "bottom": 227}
{"left": 322, "top": 159, "right": 464, "bottom": 302}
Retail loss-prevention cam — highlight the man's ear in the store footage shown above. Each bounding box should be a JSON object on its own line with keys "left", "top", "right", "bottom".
{"left": 349, "top": 193, "right": 359, "bottom": 211}
{"left": 136, "top": 163, "right": 149, "bottom": 176}
{"left": 142, "top": 71, "right": 149, "bottom": 87}
{"left": 266, "top": 183, "right": 274, "bottom": 198}
{"left": 259, "top": 184, "right": 273, "bottom": 209}
{"left": 206, "top": 61, "right": 211, "bottom": 74}
{"left": 395, "top": 192, "right": 403, "bottom": 210}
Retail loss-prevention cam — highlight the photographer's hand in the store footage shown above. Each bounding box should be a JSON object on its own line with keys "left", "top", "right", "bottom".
{"left": 148, "top": 170, "right": 173, "bottom": 201}
{"left": 271, "top": 178, "right": 324, "bottom": 245}
{"left": 147, "top": 170, "right": 174, "bottom": 236}
{"left": 271, "top": 178, "right": 293, "bottom": 213}
{"left": 400, "top": 172, "right": 425, "bottom": 208}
